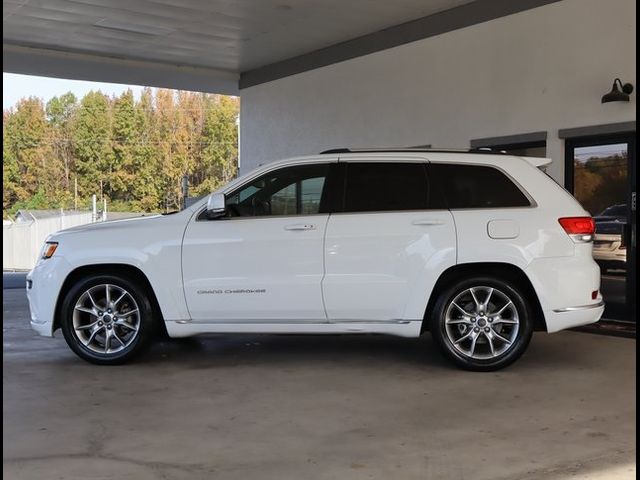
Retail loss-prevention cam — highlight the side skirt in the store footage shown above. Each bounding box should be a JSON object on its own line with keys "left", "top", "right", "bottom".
{"left": 165, "top": 320, "right": 422, "bottom": 338}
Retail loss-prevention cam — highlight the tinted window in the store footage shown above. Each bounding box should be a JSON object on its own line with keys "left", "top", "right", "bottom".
{"left": 429, "top": 164, "right": 531, "bottom": 209}
{"left": 344, "top": 163, "right": 428, "bottom": 212}
{"left": 226, "top": 164, "right": 329, "bottom": 217}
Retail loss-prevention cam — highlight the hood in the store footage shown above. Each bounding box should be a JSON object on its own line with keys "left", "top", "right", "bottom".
{"left": 50, "top": 214, "right": 163, "bottom": 238}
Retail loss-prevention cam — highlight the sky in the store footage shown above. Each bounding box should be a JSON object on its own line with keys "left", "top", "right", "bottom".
{"left": 3, "top": 73, "right": 146, "bottom": 110}
{"left": 574, "top": 143, "right": 627, "bottom": 162}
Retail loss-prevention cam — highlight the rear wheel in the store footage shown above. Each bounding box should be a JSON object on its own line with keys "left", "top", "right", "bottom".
{"left": 429, "top": 277, "right": 534, "bottom": 371}
{"left": 60, "top": 274, "right": 155, "bottom": 364}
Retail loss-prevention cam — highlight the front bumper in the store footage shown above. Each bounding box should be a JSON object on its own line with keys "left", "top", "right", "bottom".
{"left": 27, "top": 256, "right": 73, "bottom": 337}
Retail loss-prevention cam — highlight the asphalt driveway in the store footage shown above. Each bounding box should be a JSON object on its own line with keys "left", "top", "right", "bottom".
{"left": 3, "top": 273, "right": 636, "bottom": 480}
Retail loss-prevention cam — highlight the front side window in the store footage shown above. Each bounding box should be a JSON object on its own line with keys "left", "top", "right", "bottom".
{"left": 343, "top": 162, "right": 429, "bottom": 212}
{"left": 429, "top": 163, "right": 531, "bottom": 209}
{"left": 226, "top": 163, "right": 329, "bottom": 217}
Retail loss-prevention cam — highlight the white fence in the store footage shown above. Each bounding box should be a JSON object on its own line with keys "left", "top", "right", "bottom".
{"left": 3, "top": 212, "right": 93, "bottom": 271}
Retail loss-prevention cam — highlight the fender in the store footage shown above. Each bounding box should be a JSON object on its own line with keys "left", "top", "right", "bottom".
{"left": 49, "top": 213, "right": 192, "bottom": 323}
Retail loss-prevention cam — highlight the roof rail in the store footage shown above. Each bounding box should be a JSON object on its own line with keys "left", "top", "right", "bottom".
{"left": 320, "top": 148, "right": 352, "bottom": 154}
{"left": 319, "top": 147, "right": 508, "bottom": 155}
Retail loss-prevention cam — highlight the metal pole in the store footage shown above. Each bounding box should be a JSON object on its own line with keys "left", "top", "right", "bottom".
{"left": 92, "top": 195, "right": 97, "bottom": 223}
{"left": 236, "top": 114, "right": 241, "bottom": 173}
{"left": 181, "top": 175, "right": 189, "bottom": 210}
{"left": 74, "top": 176, "right": 78, "bottom": 210}
{"left": 102, "top": 198, "right": 107, "bottom": 221}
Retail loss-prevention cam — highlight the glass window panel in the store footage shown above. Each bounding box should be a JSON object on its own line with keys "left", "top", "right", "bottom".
{"left": 573, "top": 143, "right": 628, "bottom": 216}
{"left": 226, "top": 164, "right": 329, "bottom": 217}
{"left": 344, "top": 163, "right": 428, "bottom": 212}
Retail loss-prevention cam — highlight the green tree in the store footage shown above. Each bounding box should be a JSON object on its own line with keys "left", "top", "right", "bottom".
{"left": 3, "top": 98, "right": 59, "bottom": 210}
{"left": 71, "top": 91, "right": 113, "bottom": 200}
{"left": 3, "top": 88, "right": 240, "bottom": 217}
{"left": 3, "top": 112, "right": 20, "bottom": 211}
{"left": 193, "top": 95, "right": 239, "bottom": 196}
{"left": 110, "top": 90, "right": 137, "bottom": 200}
{"left": 130, "top": 89, "right": 161, "bottom": 210}
{"left": 46, "top": 92, "right": 78, "bottom": 192}
{"left": 159, "top": 89, "right": 185, "bottom": 210}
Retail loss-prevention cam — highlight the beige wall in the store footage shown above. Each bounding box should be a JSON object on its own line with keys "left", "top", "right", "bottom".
{"left": 240, "top": 0, "right": 636, "bottom": 183}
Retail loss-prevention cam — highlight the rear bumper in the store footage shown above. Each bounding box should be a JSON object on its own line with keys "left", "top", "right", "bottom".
{"left": 524, "top": 255, "right": 603, "bottom": 333}
{"left": 544, "top": 301, "right": 604, "bottom": 333}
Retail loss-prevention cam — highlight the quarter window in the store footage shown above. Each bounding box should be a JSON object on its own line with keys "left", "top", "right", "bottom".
{"left": 429, "top": 164, "right": 531, "bottom": 209}
{"left": 225, "top": 164, "right": 329, "bottom": 217}
{"left": 343, "top": 162, "right": 429, "bottom": 212}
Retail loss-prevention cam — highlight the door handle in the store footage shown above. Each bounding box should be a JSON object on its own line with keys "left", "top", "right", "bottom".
{"left": 412, "top": 219, "right": 445, "bottom": 226}
{"left": 284, "top": 224, "right": 316, "bottom": 231}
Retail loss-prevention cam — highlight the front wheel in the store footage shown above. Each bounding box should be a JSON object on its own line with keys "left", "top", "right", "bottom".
{"left": 429, "top": 277, "right": 534, "bottom": 371}
{"left": 60, "top": 274, "right": 155, "bottom": 365}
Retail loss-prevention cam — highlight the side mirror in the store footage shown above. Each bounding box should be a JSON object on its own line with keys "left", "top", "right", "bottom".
{"left": 205, "top": 193, "right": 226, "bottom": 218}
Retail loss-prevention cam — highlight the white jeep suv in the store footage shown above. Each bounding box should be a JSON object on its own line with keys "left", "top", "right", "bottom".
{"left": 27, "top": 149, "right": 604, "bottom": 370}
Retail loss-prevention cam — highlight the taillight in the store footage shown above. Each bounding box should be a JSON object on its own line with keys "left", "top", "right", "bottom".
{"left": 558, "top": 217, "right": 595, "bottom": 243}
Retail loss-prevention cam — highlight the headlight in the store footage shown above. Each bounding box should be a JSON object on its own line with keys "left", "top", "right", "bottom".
{"left": 41, "top": 242, "right": 59, "bottom": 259}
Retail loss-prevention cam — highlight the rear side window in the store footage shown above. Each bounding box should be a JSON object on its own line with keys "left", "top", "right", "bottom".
{"left": 429, "top": 163, "right": 531, "bottom": 209}
{"left": 344, "top": 163, "right": 428, "bottom": 212}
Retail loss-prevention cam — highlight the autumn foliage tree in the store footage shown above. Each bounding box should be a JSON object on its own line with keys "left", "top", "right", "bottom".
{"left": 573, "top": 154, "right": 628, "bottom": 215}
{"left": 3, "top": 97, "right": 57, "bottom": 210}
{"left": 3, "top": 89, "right": 239, "bottom": 217}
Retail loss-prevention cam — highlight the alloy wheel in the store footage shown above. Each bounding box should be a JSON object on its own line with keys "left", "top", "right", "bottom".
{"left": 72, "top": 283, "right": 141, "bottom": 355}
{"left": 444, "top": 286, "right": 520, "bottom": 360}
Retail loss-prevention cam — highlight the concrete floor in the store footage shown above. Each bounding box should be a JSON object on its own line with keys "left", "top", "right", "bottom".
{"left": 3, "top": 279, "right": 636, "bottom": 480}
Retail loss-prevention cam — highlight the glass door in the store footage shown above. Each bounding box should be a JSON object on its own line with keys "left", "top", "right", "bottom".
{"left": 565, "top": 134, "right": 636, "bottom": 322}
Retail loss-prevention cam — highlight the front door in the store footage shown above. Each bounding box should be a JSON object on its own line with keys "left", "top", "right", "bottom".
{"left": 182, "top": 162, "right": 333, "bottom": 322}
{"left": 565, "top": 133, "right": 636, "bottom": 322}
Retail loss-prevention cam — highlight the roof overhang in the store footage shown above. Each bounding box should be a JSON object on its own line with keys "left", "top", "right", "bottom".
{"left": 3, "top": 0, "right": 560, "bottom": 94}
{"left": 3, "top": 44, "right": 239, "bottom": 95}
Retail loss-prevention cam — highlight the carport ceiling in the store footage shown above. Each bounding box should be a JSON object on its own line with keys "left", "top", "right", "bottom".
{"left": 3, "top": 0, "right": 559, "bottom": 92}
{"left": 3, "top": 0, "right": 474, "bottom": 71}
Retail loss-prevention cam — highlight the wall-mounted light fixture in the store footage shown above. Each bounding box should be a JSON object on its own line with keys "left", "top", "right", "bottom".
{"left": 601, "top": 78, "right": 634, "bottom": 103}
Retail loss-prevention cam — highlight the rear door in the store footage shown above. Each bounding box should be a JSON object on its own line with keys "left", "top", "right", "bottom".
{"left": 322, "top": 159, "right": 457, "bottom": 322}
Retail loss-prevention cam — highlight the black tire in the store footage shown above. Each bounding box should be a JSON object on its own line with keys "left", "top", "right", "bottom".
{"left": 60, "top": 274, "right": 155, "bottom": 365}
{"left": 429, "top": 276, "right": 534, "bottom": 371}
